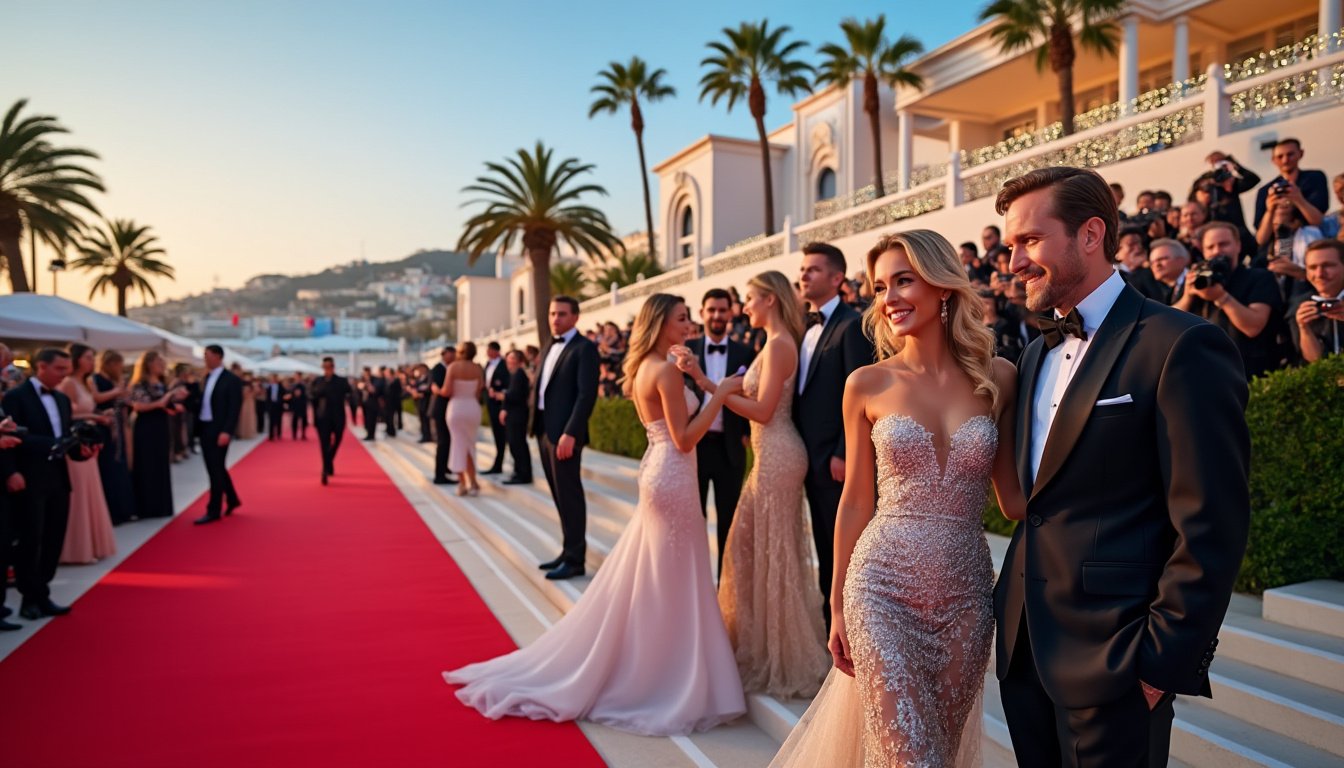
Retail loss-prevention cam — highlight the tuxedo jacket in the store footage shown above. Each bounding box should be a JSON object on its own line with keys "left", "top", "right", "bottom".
{"left": 993, "top": 284, "right": 1250, "bottom": 709}
{"left": 531, "top": 334, "right": 599, "bottom": 445}
{"left": 429, "top": 363, "right": 448, "bottom": 416}
{"left": 0, "top": 382, "right": 87, "bottom": 493}
{"left": 195, "top": 369, "right": 243, "bottom": 437}
{"left": 310, "top": 375, "right": 351, "bottom": 422}
{"left": 792, "top": 301, "right": 874, "bottom": 474}
{"left": 686, "top": 336, "right": 754, "bottom": 468}
{"left": 485, "top": 358, "right": 509, "bottom": 414}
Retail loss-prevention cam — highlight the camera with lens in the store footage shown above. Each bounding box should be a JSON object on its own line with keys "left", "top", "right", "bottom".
{"left": 48, "top": 419, "right": 102, "bottom": 461}
{"left": 1191, "top": 256, "right": 1232, "bottom": 291}
{"left": 1211, "top": 166, "right": 1234, "bottom": 184}
{"left": 1312, "top": 296, "right": 1342, "bottom": 314}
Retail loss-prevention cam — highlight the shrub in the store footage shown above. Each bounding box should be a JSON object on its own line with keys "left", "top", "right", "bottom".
{"left": 588, "top": 397, "right": 648, "bottom": 459}
{"left": 1237, "top": 354, "right": 1344, "bottom": 593}
{"left": 982, "top": 496, "right": 1018, "bottom": 538}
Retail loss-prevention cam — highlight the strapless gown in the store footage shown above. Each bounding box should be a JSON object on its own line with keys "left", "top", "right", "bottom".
{"left": 444, "top": 388, "right": 746, "bottom": 736}
{"left": 771, "top": 413, "right": 997, "bottom": 768}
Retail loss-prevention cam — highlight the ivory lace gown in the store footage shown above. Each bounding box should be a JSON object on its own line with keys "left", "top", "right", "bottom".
{"left": 444, "top": 387, "right": 746, "bottom": 736}
{"left": 771, "top": 414, "right": 997, "bottom": 768}
{"left": 718, "top": 356, "right": 829, "bottom": 699}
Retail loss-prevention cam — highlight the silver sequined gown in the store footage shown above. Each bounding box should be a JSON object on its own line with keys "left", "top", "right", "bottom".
{"left": 718, "top": 356, "right": 830, "bottom": 699}
{"left": 771, "top": 413, "right": 997, "bottom": 768}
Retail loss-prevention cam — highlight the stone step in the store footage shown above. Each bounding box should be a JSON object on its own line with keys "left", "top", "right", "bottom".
{"left": 1220, "top": 593, "right": 1344, "bottom": 693}
{"left": 1173, "top": 697, "right": 1344, "bottom": 767}
{"left": 1263, "top": 580, "right": 1344, "bottom": 640}
{"left": 1205, "top": 657, "right": 1344, "bottom": 758}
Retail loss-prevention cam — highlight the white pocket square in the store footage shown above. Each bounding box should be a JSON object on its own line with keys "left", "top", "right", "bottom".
{"left": 1095, "top": 394, "right": 1134, "bottom": 406}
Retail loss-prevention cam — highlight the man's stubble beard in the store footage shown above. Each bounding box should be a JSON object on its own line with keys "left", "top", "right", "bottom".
{"left": 1025, "top": 239, "right": 1088, "bottom": 313}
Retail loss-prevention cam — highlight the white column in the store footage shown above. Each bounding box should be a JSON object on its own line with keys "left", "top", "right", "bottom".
{"left": 897, "top": 109, "right": 913, "bottom": 191}
{"left": 1173, "top": 16, "right": 1190, "bottom": 84}
{"left": 1203, "top": 62, "right": 1229, "bottom": 141}
{"left": 1322, "top": 0, "right": 1341, "bottom": 51}
{"left": 946, "top": 151, "right": 963, "bottom": 207}
{"left": 1119, "top": 15, "right": 1140, "bottom": 112}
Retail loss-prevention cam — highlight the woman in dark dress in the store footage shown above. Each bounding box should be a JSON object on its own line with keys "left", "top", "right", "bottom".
{"left": 130, "top": 351, "right": 186, "bottom": 519}
{"left": 92, "top": 350, "right": 135, "bottom": 525}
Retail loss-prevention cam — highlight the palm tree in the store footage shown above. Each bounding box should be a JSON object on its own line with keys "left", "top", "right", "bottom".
{"left": 589, "top": 57, "right": 675, "bottom": 256}
{"left": 549, "top": 261, "right": 590, "bottom": 299}
{"left": 700, "top": 20, "right": 813, "bottom": 237}
{"left": 69, "top": 218, "right": 174, "bottom": 316}
{"left": 457, "top": 142, "right": 623, "bottom": 347}
{"left": 815, "top": 17, "right": 924, "bottom": 199}
{"left": 0, "top": 99, "right": 104, "bottom": 292}
{"left": 594, "top": 250, "right": 664, "bottom": 289}
{"left": 980, "top": 0, "right": 1124, "bottom": 136}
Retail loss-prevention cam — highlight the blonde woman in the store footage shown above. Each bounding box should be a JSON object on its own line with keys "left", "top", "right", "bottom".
{"left": 680, "top": 269, "right": 829, "bottom": 698}
{"left": 446, "top": 294, "right": 747, "bottom": 736}
{"left": 770, "top": 231, "right": 1023, "bottom": 767}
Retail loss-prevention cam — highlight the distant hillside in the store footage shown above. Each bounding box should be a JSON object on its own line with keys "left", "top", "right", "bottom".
{"left": 287, "top": 250, "right": 494, "bottom": 291}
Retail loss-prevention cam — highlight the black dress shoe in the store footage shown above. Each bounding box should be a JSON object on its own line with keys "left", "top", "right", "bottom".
{"left": 432, "top": 476, "right": 458, "bottom": 485}
{"left": 321, "top": 471, "right": 328, "bottom": 486}
{"left": 0, "top": 605, "right": 10, "bottom": 618}
{"left": 18, "top": 604, "right": 41, "bottom": 621}
{"left": 38, "top": 599, "right": 70, "bottom": 616}
{"left": 225, "top": 502, "right": 241, "bottom": 516}
{"left": 538, "top": 556, "right": 565, "bottom": 571}
{"left": 194, "top": 513, "right": 222, "bottom": 525}
{"left": 545, "top": 562, "right": 585, "bottom": 580}
{"left": 502, "top": 475, "right": 533, "bottom": 485}
{"left": 0, "top": 618, "right": 21, "bottom": 631}
{"left": 481, "top": 468, "right": 503, "bottom": 475}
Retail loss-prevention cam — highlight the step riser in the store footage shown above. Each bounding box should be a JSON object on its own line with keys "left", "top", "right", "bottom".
{"left": 1263, "top": 583, "right": 1344, "bottom": 641}
{"left": 1218, "top": 625, "right": 1344, "bottom": 694}
{"left": 1206, "top": 673, "right": 1344, "bottom": 758}
{"left": 1171, "top": 720, "right": 1285, "bottom": 768}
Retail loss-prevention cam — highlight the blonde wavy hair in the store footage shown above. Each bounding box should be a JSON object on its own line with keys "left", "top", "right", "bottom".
{"left": 747, "top": 270, "right": 806, "bottom": 345}
{"left": 132, "top": 350, "right": 164, "bottom": 386}
{"left": 863, "top": 230, "right": 1000, "bottom": 410}
{"left": 621, "top": 293, "right": 685, "bottom": 397}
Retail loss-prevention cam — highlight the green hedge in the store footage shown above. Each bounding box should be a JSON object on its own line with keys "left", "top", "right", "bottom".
{"left": 589, "top": 398, "right": 648, "bottom": 459}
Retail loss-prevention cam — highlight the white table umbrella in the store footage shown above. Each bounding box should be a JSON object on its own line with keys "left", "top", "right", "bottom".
{"left": 0, "top": 294, "right": 165, "bottom": 350}
{"left": 252, "top": 355, "right": 324, "bottom": 375}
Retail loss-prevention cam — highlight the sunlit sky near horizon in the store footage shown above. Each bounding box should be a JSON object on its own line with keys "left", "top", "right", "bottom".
{"left": 7, "top": 0, "right": 985, "bottom": 311}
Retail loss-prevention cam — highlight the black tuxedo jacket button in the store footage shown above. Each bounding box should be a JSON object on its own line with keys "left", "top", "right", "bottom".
{"left": 1028, "top": 513, "right": 1043, "bottom": 527}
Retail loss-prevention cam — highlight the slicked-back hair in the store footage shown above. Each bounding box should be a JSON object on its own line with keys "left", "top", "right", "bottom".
{"left": 1306, "top": 238, "right": 1344, "bottom": 263}
{"left": 801, "top": 241, "right": 847, "bottom": 274}
{"left": 205, "top": 344, "right": 224, "bottom": 357}
{"left": 551, "top": 295, "right": 580, "bottom": 315}
{"left": 995, "top": 167, "right": 1120, "bottom": 263}
{"left": 701, "top": 287, "right": 732, "bottom": 307}
{"left": 322, "top": 356, "right": 335, "bottom": 365}
{"left": 35, "top": 347, "right": 70, "bottom": 366}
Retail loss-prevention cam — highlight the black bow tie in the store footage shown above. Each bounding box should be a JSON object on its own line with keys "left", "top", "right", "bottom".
{"left": 38, "top": 385, "right": 53, "bottom": 396}
{"left": 1039, "top": 308, "right": 1088, "bottom": 349}
{"left": 806, "top": 311, "right": 825, "bottom": 328}
{"left": 706, "top": 343, "right": 726, "bottom": 355}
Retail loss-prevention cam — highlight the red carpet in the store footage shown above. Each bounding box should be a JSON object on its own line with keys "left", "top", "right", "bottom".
{"left": 0, "top": 432, "right": 605, "bottom": 768}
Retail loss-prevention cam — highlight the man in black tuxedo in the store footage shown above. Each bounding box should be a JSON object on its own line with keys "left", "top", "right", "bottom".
{"left": 481, "top": 342, "right": 509, "bottom": 474}
{"left": 499, "top": 350, "right": 533, "bottom": 484}
{"left": 0, "top": 348, "right": 96, "bottom": 620}
{"left": 686, "top": 288, "right": 754, "bottom": 578}
{"left": 793, "top": 241, "right": 874, "bottom": 627}
{"left": 310, "top": 357, "right": 352, "bottom": 485}
{"left": 532, "top": 296, "right": 599, "bottom": 581}
{"left": 193, "top": 345, "right": 244, "bottom": 525}
{"left": 428, "top": 347, "right": 457, "bottom": 484}
{"left": 288, "top": 376, "right": 308, "bottom": 440}
{"left": 993, "top": 167, "right": 1250, "bottom": 766}
{"left": 359, "top": 368, "right": 382, "bottom": 441}
{"left": 411, "top": 364, "right": 433, "bottom": 443}
{"left": 264, "top": 374, "right": 285, "bottom": 440}
{"left": 380, "top": 366, "right": 400, "bottom": 438}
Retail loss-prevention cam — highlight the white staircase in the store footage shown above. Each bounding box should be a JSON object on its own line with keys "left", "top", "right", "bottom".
{"left": 368, "top": 425, "right": 1344, "bottom": 768}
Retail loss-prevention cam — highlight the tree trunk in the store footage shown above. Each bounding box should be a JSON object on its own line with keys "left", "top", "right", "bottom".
{"left": 1057, "top": 63, "right": 1075, "bottom": 136}
{"left": 0, "top": 232, "right": 30, "bottom": 292}
{"left": 864, "top": 71, "right": 885, "bottom": 199}
{"left": 117, "top": 286, "right": 127, "bottom": 316}
{"left": 631, "top": 101, "right": 656, "bottom": 256}
{"left": 750, "top": 78, "right": 775, "bottom": 237}
{"left": 1049, "top": 23, "right": 1078, "bottom": 136}
{"left": 528, "top": 246, "right": 553, "bottom": 349}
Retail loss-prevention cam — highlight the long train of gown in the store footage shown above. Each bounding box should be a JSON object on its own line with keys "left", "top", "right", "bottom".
{"left": 61, "top": 380, "right": 116, "bottom": 563}
{"left": 444, "top": 388, "right": 746, "bottom": 736}
{"left": 771, "top": 413, "right": 996, "bottom": 767}
{"left": 718, "top": 356, "right": 829, "bottom": 698}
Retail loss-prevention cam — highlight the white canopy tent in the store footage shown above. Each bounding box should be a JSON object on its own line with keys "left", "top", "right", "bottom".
{"left": 124, "top": 320, "right": 195, "bottom": 359}
{"left": 252, "top": 355, "right": 324, "bottom": 375}
{"left": 0, "top": 295, "right": 165, "bottom": 350}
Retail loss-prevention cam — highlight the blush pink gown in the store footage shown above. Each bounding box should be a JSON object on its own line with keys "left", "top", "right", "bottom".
{"left": 61, "top": 379, "right": 117, "bottom": 564}
{"left": 444, "top": 388, "right": 746, "bottom": 736}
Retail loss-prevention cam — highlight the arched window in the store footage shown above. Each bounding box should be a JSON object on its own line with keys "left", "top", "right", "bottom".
{"left": 817, "top": 167, "right": 837, "bottom": 201}
{"left": 677, "top": 205, "right": 695, "bottom": 260}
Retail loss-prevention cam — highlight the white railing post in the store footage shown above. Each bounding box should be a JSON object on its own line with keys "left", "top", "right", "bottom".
{"left": 1322, "top": 0, "right": 1341, "bottom": 52}
{"left": 947, "top": 151, "right": 964, "bottom": 207}
{"left": 783, "top": 215, "right": 795, "bottom": 253}
{"left": 1173, "top": 16, "right": 1191, "bottom": 83}
{"left": 609, "top": 281, "right": 619, "bottom": 306}
{"left": 1203, "top": 62, "right": 1229, "bottom": 140}
{"left": 1119, "top": 15, "right": 1140, "bottom": 115}
{"left": 897, "top": 110, "right": 913, "bottom": 192}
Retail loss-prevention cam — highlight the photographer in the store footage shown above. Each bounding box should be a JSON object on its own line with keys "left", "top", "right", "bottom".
{"left": 1148, "top": 238, "right": 1193, "bottom": 305}
{"left": 1253, "top": 138, "right": 1328, "bottom": 231}
{"left": 1191, "top": 151, "right": 1260, "bottom": 254}
{"left": 1175, "top": 221, "right": 1283, "bottom": 379}
{"left": 1321, "top": 172, "right": 1344, "bottom": 239}
{"left": 1178, "top": 201, "right": 1209, "bottom": 260}
{"left": 1255, "top": 199, "right": 1323, "bottom": 302}
{"left": 1289, "top": 239, "right": 1344, "bottom": 362}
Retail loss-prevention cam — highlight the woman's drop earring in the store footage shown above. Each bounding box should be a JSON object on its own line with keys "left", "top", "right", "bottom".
{"left": 940, "top": 298, "right": 949, "bottom": 326}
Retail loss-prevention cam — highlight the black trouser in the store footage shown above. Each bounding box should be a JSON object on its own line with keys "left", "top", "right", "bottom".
{"left": 0, "top": 494, "right": 12, "bottom": 605}
{"left": 486, "top": 403, "right": 506, "bottom": 470}
{"left": 804, "top": 470, "right": 843, "bottom": 630}
{"left": 11, "top": 485, "right": 70, "bottom": 604}
{"left": 267, "top": 404, "right": 284, "bottom": 439}
{"left": 362, "top": 403, "right": 379, "bottom": 439}
{"left": 255, "top": 401, "right": 266, "bottom": 434}
{"left": 383, "top": 402, "right": 398, "bottom": 437}
{"left": 315, "top": 416, "right": 344, "bottom": 474}
{"left": 198, "top": 423, "right": 239, "bottom": 516}
{"left": 1000, "top": 619, "right": 1174, "bottom": 767}
{"left": 696, "top": 432, "right": 744, "bottom": 579}
{"left": 537, "top": 428, "right": 585, "bottom": 566}
{"left": 416, "top": 399, "right": 432, "bottom": 441}
{"left": 291, "top": 409, "right": 307, "bottom": 439}
{"left": 505, "top": 412, "right": 532, "bottom": 480}
{"left": 432, "top": 405, "right": 451, "bottom": 479}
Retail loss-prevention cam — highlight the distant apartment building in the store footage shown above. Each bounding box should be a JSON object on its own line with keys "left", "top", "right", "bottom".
{"left": 336, "top": 317, "right": 380, "bottom": 337}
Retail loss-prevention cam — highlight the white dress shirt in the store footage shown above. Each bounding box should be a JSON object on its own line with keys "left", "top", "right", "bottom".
{"left": 799, "top": 294, "right": 841, "bottom": 395}
{"left": 484, "top": 357, "right": 501, "bottom": 389}
{"left": 701, "top": 333, "right": 730, "bottom": 432}
{"left": 1030, "top": 270, "right": 1126, "bottom": 483}
{"left": 31, "top": 377, "right": 63, "bottom": 437}
{"left": 537, "top": 330, "right": 576, "bottom": 411}
{"left": 201, "top": 367, "right": 223, "bottom": 422}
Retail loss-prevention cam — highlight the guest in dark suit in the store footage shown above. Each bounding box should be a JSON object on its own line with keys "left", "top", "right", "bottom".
{"left": 311, "top": 357, "right": 352, "bottom": 485}
{"left": 380, "top": 366, "right": 400, "bottom": 438}
{"left": 532, "top": 296, "right": 599, "bottom": 581}
{"left": 993, "top": 167, "right": 1249, "bottom": 766}
{"left": 481, "top": 342, "right": 509, "bottom": 474}
{"left": 193, "top": 345, "right": 244, "bottom": 525}
{"left": 499, "top": 350, "right": 533, "bottom": 484}
{"left": 0, "top": 348, "right": 96, "bottom": 621}
{"left": 429, "top": 347, "right": 457, "bottom": 484}
{"left": 410, "top": 364, "right": 433, "bottom": 443}
{"left": 793, "top": 242, "right": 875, "bottom": 627}
{"left": 264, "top": 374, "right": 285, "bottom": 440}
{"left": 288, "top": 376, "right": 308, "bottom": 440}
{"left": 0, "top": 402, "right": 22, "bottom": 631}
{"left": 359, "top": 368, "right": 382, "bottom": 441}
{"left": 686, "top": 288, "right": 754, "bottom": 579}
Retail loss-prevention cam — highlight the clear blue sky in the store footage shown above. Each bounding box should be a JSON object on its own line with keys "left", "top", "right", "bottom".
{"left": 7, "top": 0, "right": 985, "bottom": 306}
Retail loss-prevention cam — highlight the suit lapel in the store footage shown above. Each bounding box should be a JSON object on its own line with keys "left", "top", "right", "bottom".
{"left": 544, "top": 335, "right": 574, "bottom": 401}
{"left": 1016, "top": 339, "right": 1046, "bottom": 496}
{"left": 1031, "top": 287, "right": 1144, "bottom": 500}
{"left": 802, "top": 302, "right": 847, "bottom": 395}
